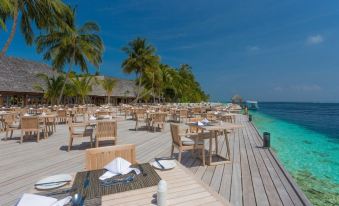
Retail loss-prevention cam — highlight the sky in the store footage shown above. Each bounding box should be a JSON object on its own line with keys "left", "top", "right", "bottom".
{"left": 1, "top": 0, "right": 339, "bottom": 102}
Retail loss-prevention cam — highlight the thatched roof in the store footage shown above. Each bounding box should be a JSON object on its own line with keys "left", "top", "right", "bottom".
{"left": 0, "top": 56, "right": 57, "bottom": 93}
{"left": 0, "top": 56, "right": 137, "bottom": 97}
{"left": 90, "top": 76, "right": 137, "bottom": 98}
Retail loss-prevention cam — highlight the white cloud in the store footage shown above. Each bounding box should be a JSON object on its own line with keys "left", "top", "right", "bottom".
{"left": 306, "top": 35, "right": 324, "bottom": 45}
{"left": 247, "top": 46, "right": 260, "bottom": 52}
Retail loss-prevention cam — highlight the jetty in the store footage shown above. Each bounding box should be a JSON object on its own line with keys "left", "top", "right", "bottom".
{"left": 0, "top": 112, "right": 311, "bottom": 206}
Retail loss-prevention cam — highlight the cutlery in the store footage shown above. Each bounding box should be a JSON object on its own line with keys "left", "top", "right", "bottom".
{"left": 44, "top": 187, "right": 76, "bottom": 197}
{"left": 139, "top": 164, "right": 147, "bottom": 176}
{"left": 35, "top": 180, "right": 71, "bottom": 186}
{"left": 155, "top": 158, "right": 165, "bottom": 169}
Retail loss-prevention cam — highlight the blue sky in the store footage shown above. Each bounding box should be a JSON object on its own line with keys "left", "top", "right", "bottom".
{"left": 2, "top": 0, "right": 339, "bottom": 102}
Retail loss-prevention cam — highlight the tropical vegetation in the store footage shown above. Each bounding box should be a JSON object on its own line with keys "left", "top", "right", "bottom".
{"left": 122, "top": 38, "right": 209, "bottom": 103}
{"left": 122, "top": 37, "right": 160, "bottom": 102}
{"left": 100, "top": 78, "right": 117, "bottom": 104}
{"left": 2, "top": 0, "right": 208, "bottom": 104}
{"left": 35, "top": 7, "right": 104, "bottom": 104}
{"left": 0, "top": 0, "right": 71, "bottom": 58}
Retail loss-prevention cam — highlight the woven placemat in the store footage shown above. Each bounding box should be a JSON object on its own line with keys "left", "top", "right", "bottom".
{"left": 72, "top": 163, "right": 161, "bottom": 200}
{"left": 36, "top": 163, "right": 160, "bottom": 205}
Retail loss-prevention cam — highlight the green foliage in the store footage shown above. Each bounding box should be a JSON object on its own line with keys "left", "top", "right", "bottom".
{"left": 34, "top": 73, "right": 66, "bottom": 105}
{"left": 0, "top": 0, "right": 71, "bottom": 57}
{"left": 70, "top": 74, "right": 96, "bottom": 105}
{"left": 100, "top": 78, "right": 117, "bottom": 104}
{"left": 139, "top": 62, "right": 209, "bottom": 103}
{"left": 35, "top": 7, "right": 104, "bottom": 103}
{"left": 121, "top": 37, "right": 160, "bottom": 102}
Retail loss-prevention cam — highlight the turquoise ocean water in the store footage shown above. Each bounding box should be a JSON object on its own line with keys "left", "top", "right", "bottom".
{"left": 250, "top": 103, "right": 339, "bottom": 206}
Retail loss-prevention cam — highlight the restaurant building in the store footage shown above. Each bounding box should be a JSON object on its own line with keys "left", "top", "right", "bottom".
{"left": 0, "top": 56, "right": 136, "bottom": 106}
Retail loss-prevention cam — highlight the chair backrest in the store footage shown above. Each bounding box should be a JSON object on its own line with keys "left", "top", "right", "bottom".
{"left": 179, "top": 109, "right": 188, "bottom": 117}
{"left": 96, "top": 120, "right": 117, "bottom": 139}
{"left": 152, "top": 113, "right": 167, "bottom": 122}
{"left": 170, "top": 123, "right": 182, "bottom": 146}
{"left": 57, "top": 110, "right": 67, "bottom": 117}
{"left": 21, "top": 116, "right": 39, "bottom": 130}
{"left": 3, "top": 113, "right": 16, "bottom": 125}
{"left": 85, "top": 144, "right": 136, "bottom": 171}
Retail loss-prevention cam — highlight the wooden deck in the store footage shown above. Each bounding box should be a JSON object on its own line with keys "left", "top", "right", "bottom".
{"left": 0, "top": 115, "right": 311, "bottom": 206}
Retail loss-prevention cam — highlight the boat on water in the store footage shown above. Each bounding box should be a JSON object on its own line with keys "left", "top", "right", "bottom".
{"left": 245, "top": 100, "right": 259, "bottom": 110}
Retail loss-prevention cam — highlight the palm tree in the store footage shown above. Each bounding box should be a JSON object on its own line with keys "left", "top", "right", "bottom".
{"left": 0, "top": 0, "right": 70, "bottom": 58}
{"left": 34, "top": 73, "right": 65, "bottom": 105}
{"left": 122, "top": 37, "right": 159, "bottom": 102}
{"left": 100, "top": 78, "right": 116, "bottom": 104}
{"left": 71, "top": 74, "right": 95, "bottom": 105}
{"left": 0, "top": 0, "right": 13, "bottom": 30}
{"left": 36, "top": 8, "right": 104, "bottom": 104}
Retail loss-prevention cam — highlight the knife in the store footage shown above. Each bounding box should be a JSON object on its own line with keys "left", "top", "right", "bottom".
{"left": 155, "top": 158, "right": 165, "bottom": 169}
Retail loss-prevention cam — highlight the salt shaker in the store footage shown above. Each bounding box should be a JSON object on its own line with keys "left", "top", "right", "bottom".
{"left": 157, "top": 180, "right": 167, "bottom": 206}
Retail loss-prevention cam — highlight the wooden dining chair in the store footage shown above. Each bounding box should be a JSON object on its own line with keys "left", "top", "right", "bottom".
{"left": 3, "top": 113, "right": 20, "bottom": 140}
{"left": 21, "top": 116, "right": 47, "bottom": 143}
{"left": 67, "top": 118, "right": 94, "bottom": 151}
{"left": 134, "top": 110, "right": 146, "bottom": 131}
{"left": 95, "top": 120, "right": 117, "bottom": 147}
{"left": 150, "top": 113, "right": 167, "bottom": 132}
{"left": 170, "top": 123, "right": 205, "bottom": 165}
{"left": 57, "top": 110, "right": 67, "bottom": 124}
{"left": 85, "top": 144, "right": 136, "bottom": 171}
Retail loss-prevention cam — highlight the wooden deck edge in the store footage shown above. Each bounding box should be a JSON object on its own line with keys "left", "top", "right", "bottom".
{"left": 250, "top": 122, "right": 313, "bottom": 206}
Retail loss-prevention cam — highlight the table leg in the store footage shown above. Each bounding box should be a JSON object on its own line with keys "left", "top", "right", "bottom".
{"left": 224, "top": 129, "right": 231, "bottom": 160}
{"left": 214, "top": 131, "right": 218, "bottom": 155}
{"left": 209, "top": 131, "right": 213, "bottom": 164}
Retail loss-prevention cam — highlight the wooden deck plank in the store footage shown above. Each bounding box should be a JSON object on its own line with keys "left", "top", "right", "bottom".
{"left": 239, "top": 127, "right": 256, "bottom": 206}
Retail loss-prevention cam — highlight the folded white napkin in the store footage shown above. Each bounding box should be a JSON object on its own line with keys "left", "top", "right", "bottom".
{"left": 89, "top": 115, "right": 96, "bottom": 121}
{"left": 24, "top": 113, "right": 30, "bottom": 117}
{"left": 17, "top": 193, "right": 57, "bottom": 206}
{"left": 201, "top": 118, "right": 209, "bottom": 124}
{"left": 51, "top": 196, "right": 72, "bottom": 206}
{"left": 99, "top": 157, "right": 140, "bottom": 180}
{"left": 41, "top": 112, "right": 46, "bottom": 116}
{"left": 214, "top": 112, "right": 219, "bottom": 115}
{"left": 197, "top": 121, "right": 204, "bottom": 126}
{"left": 29, "top": 108, "right": 34, "bottom": 110}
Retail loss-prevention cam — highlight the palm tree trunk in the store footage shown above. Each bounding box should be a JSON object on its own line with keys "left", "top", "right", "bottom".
{"left": 0, "top": 6, "right": 18, "bottom": 58}
{"left": 133, "top": 72, "right": 143, "bottom": 103}
{"left": 82, "top": 96, "right": 85, "bottom": 105}
{"left": 58, "top": 65, "right": 72, "bottom": 105}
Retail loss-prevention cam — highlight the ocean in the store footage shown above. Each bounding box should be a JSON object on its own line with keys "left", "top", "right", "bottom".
{"left": 250, "top": 102, "right": 339, "bottom": 206}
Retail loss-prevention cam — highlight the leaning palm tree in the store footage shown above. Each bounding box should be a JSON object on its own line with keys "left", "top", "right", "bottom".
{"left": 71, "top": 74, "right": 95, "bottom": 105}
{"left": 36, "top": 8, "right": 104, "bottom": 104}
{"left": 100, "top": 78, "right": 116, "bottom": 104}
{"left": 0, "top": 0, "right": 70, "bottom": 58}
{"left": 34, "top": 73, "right": 65, "bottom": 105}
{"left": 122, "top": 37, "right": 160, "bottom": 102}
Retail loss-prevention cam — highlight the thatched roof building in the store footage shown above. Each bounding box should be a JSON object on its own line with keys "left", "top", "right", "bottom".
{"left": 0, "top": 56, "right": 136, "bottom": 105}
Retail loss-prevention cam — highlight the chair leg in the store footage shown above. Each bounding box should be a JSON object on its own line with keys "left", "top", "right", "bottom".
{"left": 171, "top": 145, "right": 174, "bottom": 157}
{"left": 95, "top": 140, "right": 99, "bottom": 148}
{"left": 5, "top": 129, "right": 8, "bottom": 141}
{"left": 201, "top": 146, "right": 205, "bottom": 166}
{"left": 68, "top": 137, "right": 73, "bottom": 152}
{"left": 178, "top": 149, "right": 182, "bottom": 163}
{"left": 37, "top": 131, "right": 40, "bottom": 142}
{"left": 10, "top": 130, "right": 13, "bottom": 139}
{"left": 20, "top": 131, "right": 24, "bottom": 144}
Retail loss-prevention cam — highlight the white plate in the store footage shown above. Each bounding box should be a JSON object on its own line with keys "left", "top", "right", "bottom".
{"left": 151, "top": 160, "right": 176, "bottom": 170}
{"left": 35, "top": 174, "right": 72, "bottom": 190}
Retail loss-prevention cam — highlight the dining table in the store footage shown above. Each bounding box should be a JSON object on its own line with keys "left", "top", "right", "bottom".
{"left": 29, "top": 161, "right": 229, "bottom": 206}
{"left": 187, "top": 121, "right": 243, "bottom": 165}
